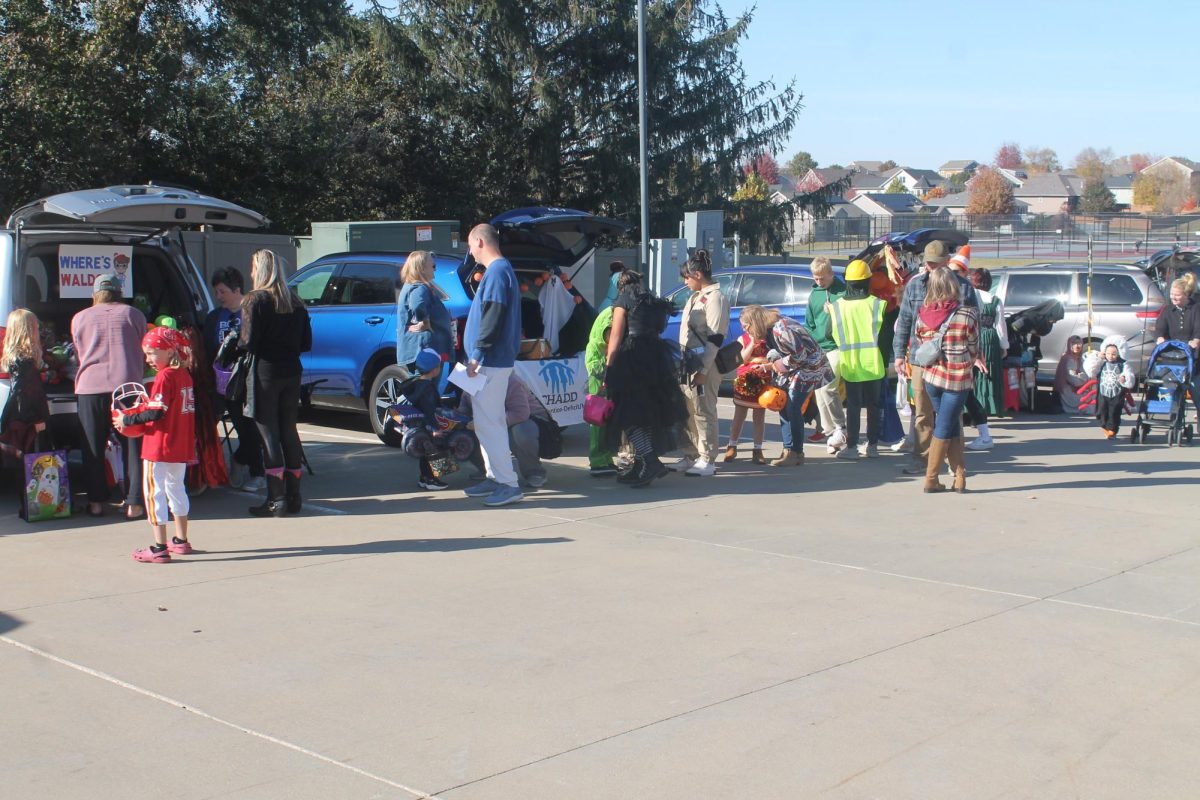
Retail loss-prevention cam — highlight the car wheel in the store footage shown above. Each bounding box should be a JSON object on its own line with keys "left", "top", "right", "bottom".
{"left": 369, "top": 364, "right": 410, "bottom": 446}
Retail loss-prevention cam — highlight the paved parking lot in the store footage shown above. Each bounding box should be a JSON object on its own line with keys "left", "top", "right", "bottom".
{"left": 3, "top": 402, "right": 1199, "bottom": 799}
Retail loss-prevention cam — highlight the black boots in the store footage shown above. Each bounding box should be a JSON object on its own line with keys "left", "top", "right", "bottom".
{"left": 283, "top": 472, "right": 302, "bottom": 514}
{"left": 249, "top": 475, "right": 287, "bottom": 517}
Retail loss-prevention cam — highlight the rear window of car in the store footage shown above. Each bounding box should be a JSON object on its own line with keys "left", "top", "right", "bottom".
{"left": 1076, "top": 274, "right": 1143, "bottom": 306}
{"left": 1004, "top": 273, "right": 1071, "bottom": 307}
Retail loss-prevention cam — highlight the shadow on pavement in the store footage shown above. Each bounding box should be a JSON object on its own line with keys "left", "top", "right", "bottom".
{"left": 0, "top": 611, "right": 23, "bottom": 635}
{"left": 194, "top": 536, "right": 573, "bottom": 562}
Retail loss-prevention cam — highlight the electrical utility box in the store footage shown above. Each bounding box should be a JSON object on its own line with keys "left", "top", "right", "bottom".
{"left": 305, "top": 220, "right": 462, "bottom": 263}
{"left": 682, "top": 210, "right": 725, "bottom": 269}
{"left": 648, "top": 238, "right": 690, "bottom": 296}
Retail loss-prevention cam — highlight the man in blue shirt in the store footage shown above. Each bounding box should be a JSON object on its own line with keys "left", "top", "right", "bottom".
{"left": 461, "top": 223, "right": 524, "bottom": 506}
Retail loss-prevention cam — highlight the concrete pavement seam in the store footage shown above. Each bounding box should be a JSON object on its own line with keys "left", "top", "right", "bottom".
{"left": 580, "top": 518, "right": 1200, "bottom": 630}
{"left": 0, "top": 633, "right": 445, "bottom": 799}
{"left": 428, "top": 594, "right": 1046, "bottom": 797}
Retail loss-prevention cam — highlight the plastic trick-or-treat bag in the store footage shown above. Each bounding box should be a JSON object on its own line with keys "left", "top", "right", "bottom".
{"left": 23, "top": 450, "right": 72, "bottom": 522}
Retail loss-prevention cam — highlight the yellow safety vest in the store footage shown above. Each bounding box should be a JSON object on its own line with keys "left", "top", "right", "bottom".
{"left": 829, "top": 296, "right": 885, "bottom": 381}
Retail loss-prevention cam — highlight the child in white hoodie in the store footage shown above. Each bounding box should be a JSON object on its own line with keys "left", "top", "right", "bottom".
{"left": 1085, "top": 335, "right": 1135, "bottom": 439}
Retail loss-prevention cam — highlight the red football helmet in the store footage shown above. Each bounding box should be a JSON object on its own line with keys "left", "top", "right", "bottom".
{"left": 111, "top": 382, "right": 150, "bottom": 438}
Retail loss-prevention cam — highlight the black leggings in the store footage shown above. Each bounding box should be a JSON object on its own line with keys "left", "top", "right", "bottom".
{"left": 1097, "top": 394, "right": 1123, "bottom": 434}
{"left": 78, "top": 393, "right": 142, "bottom": 505}
{"left": 963, "top": 390, "right": 988, "bottom": 427}
{"left": 252, "top": 374, "right": 303, "bottom": 471}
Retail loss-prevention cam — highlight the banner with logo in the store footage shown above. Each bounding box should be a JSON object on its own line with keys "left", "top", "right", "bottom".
{"left": 58, "top": 245, "right": 133, "bottom": 298}
{"left": 513, "top": 356, "right": 587, "bottom": 426}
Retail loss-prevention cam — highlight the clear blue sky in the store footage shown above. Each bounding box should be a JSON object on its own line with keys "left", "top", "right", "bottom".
{"left": 730, "top": 0, "right": 1200, "bottom": 170}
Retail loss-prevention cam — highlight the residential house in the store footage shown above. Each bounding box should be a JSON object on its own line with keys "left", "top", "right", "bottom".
{"left": 937, "top": 160, "right": 979, "bottom": 179}
{"left": 850, "top": 192, "right": 937, "bottom": 235}
{"left": 790, "top": 201, "right": 870, "bottom": 245}
{"left": 1013, "top": 173, "right": 1083, "bottom": 215}
{"left": 794, "top": 167, "right": 850, "bottom": 195}
{"left": 768, "top": 174, "right": 797, "bottom": 200}
{"left": 1141, "top": 156, "right": 1199, "bottom": 183}
{"left": 1103, "top": 174, "right": 1134, "bottom": 209}
{"left": 967, "top": 168, "right": 1028, "bottom": 190}
{"left": 847, "top": 171, "right": 886, "bottom": 198}
{"left": 848, "top": 160, "right": 885, "bottom": 173}
{"left": 921, "top": 191, "right": 971, "bottom": 219}
{"left": 880, "top": 167, "right": 945, "bottom": 196}
{"left": 1140, "top": 157, "right": 1200, "bottom": 199}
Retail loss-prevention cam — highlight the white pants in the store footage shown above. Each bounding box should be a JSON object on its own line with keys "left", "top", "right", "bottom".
{"left": 474, "top": 367, "right": 518, "bottom": 487}
{"left": 815, "top": 349, "right": 846, "bottom": 433}
{"left": 143, "top": 461, "right": 189, "bottom": 526}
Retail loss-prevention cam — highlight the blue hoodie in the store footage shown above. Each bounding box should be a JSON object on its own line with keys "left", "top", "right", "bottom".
{"left": 464, "top": 257, "right": 521, "bottom": 367}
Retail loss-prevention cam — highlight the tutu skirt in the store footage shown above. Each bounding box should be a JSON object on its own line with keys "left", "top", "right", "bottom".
{"left": 604, "top": 334, "right": 688, "bottom": 450}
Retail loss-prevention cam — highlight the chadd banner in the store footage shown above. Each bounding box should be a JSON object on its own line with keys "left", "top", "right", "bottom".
{"left": 513, "top": 356, "right": 587, "bottom": 426}
{"left": 58, "top": 245, "right": 133, "bottom": 298}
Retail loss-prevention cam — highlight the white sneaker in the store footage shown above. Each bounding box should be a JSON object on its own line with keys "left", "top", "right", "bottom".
{"left": 966, "top": 436, "right": 994, "bottom": 451}
{"left": 890, "top": 437, "right": 911, "bottom": 453}
{"left": 826, "top": 428, "right": 848, "bottom": 452}
{"left": 685, "top": 459, "right": 716, "bottom": 477}
{"left": 240, "top": 475, "right": 267, "bottom": 493}
{"left": 667, "top": 457, "right": 695, "bottom": 472}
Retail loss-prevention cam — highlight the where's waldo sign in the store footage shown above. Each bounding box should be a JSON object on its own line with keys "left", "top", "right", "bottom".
{"left": 58, "top": 245, "right": 133, "bottom": 298}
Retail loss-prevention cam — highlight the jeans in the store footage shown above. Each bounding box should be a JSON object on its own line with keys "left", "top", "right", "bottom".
{"left": 843, "top": 378, "right": 881, "bottom": 447}
{"left": 252, "top": 373, "right": 303, "bottom": 472}
{"left": 778, "top": 383, "right": 810, "bottom": 451}
{"left": 78, "top": 393, "right": 142, "bottom": 505}
{"left": 923, "top": 383, "right": 969, "bottom": 440}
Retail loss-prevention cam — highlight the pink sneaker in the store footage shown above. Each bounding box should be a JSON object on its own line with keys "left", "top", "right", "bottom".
{"left": 132, "top": 546, "right": 171, "bottom": 563}
{"left": 167, "top": 538, "right": 193, "bottom": 555}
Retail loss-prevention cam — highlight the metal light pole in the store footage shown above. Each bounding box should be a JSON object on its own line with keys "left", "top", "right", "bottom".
{"left": 637, "top": 0, "right": 650, "bottom": 271}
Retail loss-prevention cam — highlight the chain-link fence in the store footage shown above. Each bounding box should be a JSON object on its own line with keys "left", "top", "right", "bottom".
{"left": 789, "top": 212, "right": 1200, "bottom": 262}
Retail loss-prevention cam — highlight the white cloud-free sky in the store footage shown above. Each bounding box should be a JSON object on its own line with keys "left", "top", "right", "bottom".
{"left": 731, "top": 0, "right": 1198, "bottom": 169}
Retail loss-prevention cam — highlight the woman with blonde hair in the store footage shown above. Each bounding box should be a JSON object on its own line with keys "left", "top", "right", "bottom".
{"left": 740, "top": 304, "right": 832, "bottom": 466}
{"left": 239, "top": 249, "right": 312, "bottom": 516}
{"left": 0, "top": 309, "right": 50, "bottom": 507}
{"left": 912, "top": 267, "right": 979, "bottom": 493}
{"left": 397, "top": 250, "right": 452, "bottom": 372}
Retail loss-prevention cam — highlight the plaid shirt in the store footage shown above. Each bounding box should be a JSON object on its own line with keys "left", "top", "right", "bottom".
{"left": 915, "top": 307, "right": 979, "bottom": 391}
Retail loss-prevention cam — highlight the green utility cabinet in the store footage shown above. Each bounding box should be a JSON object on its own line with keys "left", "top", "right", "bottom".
{"left": 306, "top": 220, "right": 462, "bottom": 263}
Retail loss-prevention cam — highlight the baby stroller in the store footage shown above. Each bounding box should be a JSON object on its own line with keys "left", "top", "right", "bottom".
{"left": 1003, "top": 299, "right": 1065, "bottom": 412}
{"left": 1131, "top": 340, "right": 1195, "bottom": 445}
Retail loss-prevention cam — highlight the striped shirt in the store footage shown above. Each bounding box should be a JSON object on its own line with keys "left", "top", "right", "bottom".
{"left": 914, "top": 307, "right": 979, "bottom": 391}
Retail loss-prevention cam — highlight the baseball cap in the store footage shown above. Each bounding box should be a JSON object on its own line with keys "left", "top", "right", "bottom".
{"left": 923, "top": 240, "right": 949, "bottom": 263}
{"left": 93, "top": 274, "right": 121, "bottom": 294}
{"left": 414, "top": 348, "right": 442, "bottom": 374}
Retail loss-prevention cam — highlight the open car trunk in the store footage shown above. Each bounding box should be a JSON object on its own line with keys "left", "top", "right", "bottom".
{"left": 456, "top": 207, "right": 629, "bottom": 357}
{"left": 15, "top": 228, "right": 210, "bottom": 416}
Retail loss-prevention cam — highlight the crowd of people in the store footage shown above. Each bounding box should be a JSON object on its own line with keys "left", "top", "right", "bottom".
{"left": 2, "top": 226, "right": 1198, "bottom": 563}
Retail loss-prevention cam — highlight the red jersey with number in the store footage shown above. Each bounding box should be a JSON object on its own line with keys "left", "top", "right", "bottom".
{"left": 142, "top": 366, "right": 196, "bottom": 464}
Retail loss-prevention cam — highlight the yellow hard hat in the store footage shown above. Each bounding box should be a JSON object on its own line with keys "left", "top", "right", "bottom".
{"left": 844, "top": 259, "right": 871, "bottom": 282}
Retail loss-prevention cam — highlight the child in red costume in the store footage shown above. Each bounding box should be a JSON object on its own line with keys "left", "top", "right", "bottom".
{"left": 116, "top": 327, "right": 196, "bottom": 563}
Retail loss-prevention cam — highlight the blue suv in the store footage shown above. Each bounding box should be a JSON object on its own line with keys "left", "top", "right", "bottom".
{"left": 661, "top": 264, "right": 826, "bottom": 344}
{"left": 288, "top": 207, "right": 627, "bottom": 442}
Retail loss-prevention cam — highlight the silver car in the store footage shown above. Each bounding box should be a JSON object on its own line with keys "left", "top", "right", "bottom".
{"left": 991, "top": 263, "right": 1165, "bottom": 379}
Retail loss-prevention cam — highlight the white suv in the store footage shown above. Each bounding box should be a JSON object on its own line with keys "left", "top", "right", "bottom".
{"left": 992, "top": 263, "right": 1165, "bottom": 378}
{"left": 0, "top": 185, "right": 267, "bottom": 436}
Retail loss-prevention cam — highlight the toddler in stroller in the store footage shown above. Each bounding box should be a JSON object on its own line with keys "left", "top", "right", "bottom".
{"left": 383, "top": 349, "right": 475, "bottom": 489}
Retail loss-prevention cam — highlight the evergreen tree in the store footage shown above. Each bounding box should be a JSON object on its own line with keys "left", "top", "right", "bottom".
{"left": 1079, "top": 178, "right": 1117, "bottom": 213}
